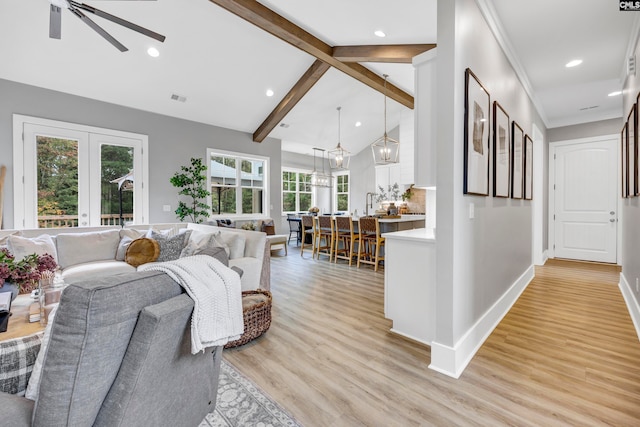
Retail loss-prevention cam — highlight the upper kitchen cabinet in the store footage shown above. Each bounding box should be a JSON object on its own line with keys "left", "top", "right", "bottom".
{"left": 375, "top": 163, "right": 402, "bottom": 192}
{"left": 413, "top": 48, "right": 437, "bottom": 188}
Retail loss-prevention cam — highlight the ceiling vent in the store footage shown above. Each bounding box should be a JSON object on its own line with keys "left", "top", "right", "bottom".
{"left": 579, "top": 105, "right": 599, "bottom": 111}
{"left": 170, "top": 94, "right": 187, "bottom": 103}
{"left": 279, "top": 123, "right": 290, "bottom": 128}
{"left": 629, "top": 55, "right": 636, "bottom": 76}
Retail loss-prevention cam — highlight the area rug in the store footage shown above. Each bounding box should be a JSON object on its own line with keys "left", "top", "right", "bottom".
{"left": 200, "top": 359, "right": 302, "bottom": 427}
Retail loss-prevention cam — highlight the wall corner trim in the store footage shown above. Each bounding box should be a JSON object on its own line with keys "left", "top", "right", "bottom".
{"left": 619, "top": 273, "right": 640, "bottom": 341}
{"left": 429, "top": 264, "right": 535, "bottom": 378}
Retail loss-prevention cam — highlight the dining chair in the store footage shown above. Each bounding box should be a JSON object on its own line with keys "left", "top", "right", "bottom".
{"left": 334, "top": 216, "right": 359, "bottom": 266}
{"left": 286, "top": 214, "right": 301, "bottom": 246}
{"left": 316, "top": 215, "right": 335, "bottom": 261}
{"left": 300, "top": 215, "right": 317, "bottom": 258}
{"left": 357, "top": 217, "right": 385, "bottom": 271}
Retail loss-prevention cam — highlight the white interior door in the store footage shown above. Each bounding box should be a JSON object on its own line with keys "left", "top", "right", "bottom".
{"left": 552, "top": 138, "right": 618, "bottom": 263}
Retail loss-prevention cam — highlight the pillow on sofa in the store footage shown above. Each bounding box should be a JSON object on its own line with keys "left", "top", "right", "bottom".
{"left": 213, "top": 232, "right": 246, "bottom": 260}
{"left": 56, "top": 229, "right": 121, "bottom": 269}
{"left": 180, "top": 230, "right": 220, "bottom": 258}
{"left": 0, "top": 331, "right": 44, "bottom": 396}
{"left": 7, "top": 234, "right": 58, "bottom": 263}
{"left": 125, "top": 238, "right": 160, "bottom": 267}
{"left": 116, "top": 229, "right": 145, "bottom": 261}
{"left": 150, "top": 230, "right": 192, "bottom": 262}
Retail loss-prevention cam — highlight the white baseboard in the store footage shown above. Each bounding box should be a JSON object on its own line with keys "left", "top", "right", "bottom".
{"left": 619, "top": 272, "right": 640, "bottom": 341}
{"left": 429, "top": 265, "right": 535, "bottom": 378}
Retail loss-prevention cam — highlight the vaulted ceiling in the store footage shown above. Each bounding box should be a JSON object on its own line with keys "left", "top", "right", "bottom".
{"left": 0, "top": 0, "right": 635, "bottom": 156}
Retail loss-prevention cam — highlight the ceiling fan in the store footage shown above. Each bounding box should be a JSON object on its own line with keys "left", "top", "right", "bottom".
{"left": 48, "top": 0, "right": 166, "bottom": 52}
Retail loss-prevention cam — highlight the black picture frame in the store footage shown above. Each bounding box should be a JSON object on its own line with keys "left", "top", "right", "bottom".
{"left": 511, "top": 121, "right": 524, "bottom": 199}
{"left": 493, "top": 102, "right": 510, "bottom": 198}
{"left": 524, "top": 134, "right": 533, "bottom": 200}
{"left": 622, "top": 122, "right": 628, "bottom": 198}
{"left": 463, "top": 68, "right": 491, "bottom": 196}
{"left": 628, "top": 104, "right": 637, "bottom": 197}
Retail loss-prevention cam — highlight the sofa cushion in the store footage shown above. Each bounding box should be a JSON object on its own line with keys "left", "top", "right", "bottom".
{"left": 229, "top": 257, "right": 260, "bottom": 291}
{"left": 31, "top": 270, "right": 183, "bottom": 426}
{"left": 25, "top": 306, "right": 58, "bottom": 401}
{"left": 150, "top": 230, "right": 192, "bottom": 262}
{"left": 56, "top": 229, "right": 120, "bottom": 269}
{"left": 7, "top": 234, "right": 58, "bottom": 264}
{"left": 0, "top": 332, "right": 43, "bottom": 396}
{"left": 61, "top": 260, "right": 137, "bottom": 283}
{"left": 116, "top": 229, "right": 145, "bottom": 261}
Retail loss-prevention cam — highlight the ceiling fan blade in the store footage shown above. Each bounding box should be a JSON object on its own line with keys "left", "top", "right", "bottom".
{"left": 70, "top": 1, "right": 166, "bottom": 43}
{"left": 70, "top": 7, "right": 128, "bottom": 52}
{"left": 50, "top": 5, "right": 62, "bottom": 39}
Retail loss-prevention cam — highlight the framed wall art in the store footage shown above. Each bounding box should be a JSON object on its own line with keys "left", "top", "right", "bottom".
{"left": 511, "top": 121, "right": 524, "bottom": 199}
{"left": 524, "top": 134, "right": 533, "bottom": 200}
{"left": 464, "top": 68, "right": 491, "bottom": 196}
{"left": 493, "top": 101, "right": 510, "bottom": 197}
{"left": 628, "top": 104, "right": 637, "bottom": 197}
{"left": 622, "top": 122, "right": 628, "bottom": 198}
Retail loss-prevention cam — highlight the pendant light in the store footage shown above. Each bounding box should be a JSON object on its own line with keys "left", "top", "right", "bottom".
{"left": 311, "top": 148, "right": 334, "bottom": 188}
{"left": 328, "top": 107, "right": 350, "bottom": 170}
{"left": 371, "top": 74, "right": 400, "bottom": 165}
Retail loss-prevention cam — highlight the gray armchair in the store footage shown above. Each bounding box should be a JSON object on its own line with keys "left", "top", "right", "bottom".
{"left": 0, "top": 270, "right": 223, "bottom": 427}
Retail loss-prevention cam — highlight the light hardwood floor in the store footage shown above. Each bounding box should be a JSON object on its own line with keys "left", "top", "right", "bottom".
{"left": 224, "top": 250, "right": 640, "bottom": 426}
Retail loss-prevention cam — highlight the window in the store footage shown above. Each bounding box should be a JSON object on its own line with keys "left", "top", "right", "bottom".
{"left": 13, "top": 115, "right": 148, "bottom": 229}
{"left": 282, "top": 169, "right": 312, "bottom": 213}
{"left": 334, "top": 172, "right": 350, "bottom": 213}
{"left": 208, "top": 149, "right": 268, "bottom": 216}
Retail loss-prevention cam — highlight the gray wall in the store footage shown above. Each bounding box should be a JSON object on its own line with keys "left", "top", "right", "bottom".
{"left": 621, "top": 40, "right": 640, "bottom": 313}
{"left": 0, "top": 79, "right": 282, "bottom": 229}
{"left": 434, "top": 0, "right": 547, "bottom": 347}
{"left": 548, "top": 118, "right": 623, "bottom": 142}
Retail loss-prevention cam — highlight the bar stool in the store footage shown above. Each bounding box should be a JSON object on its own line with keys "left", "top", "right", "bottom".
{"left": 357, "top": 217, "right": 385, "bottom": 271}
{"left": 300, "top": 215, "right": 317, "bottom": 258}
{"left": 316, "top": 215, "right": 335, "bottom": 261}
{"left": 334, "top": 216, "right": 359, "bottom": 266}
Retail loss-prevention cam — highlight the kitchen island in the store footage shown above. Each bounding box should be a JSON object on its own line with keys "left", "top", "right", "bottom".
{"left": 382, "top": 227, "right": 435, "bottom": 345}
{"left": 376, "top": 214, "right": 425, "bottom": 233}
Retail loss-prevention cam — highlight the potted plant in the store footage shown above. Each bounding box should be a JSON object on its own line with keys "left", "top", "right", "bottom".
{"left": 170, "top": 157, "right": 211, "bottom": 223}
{"left": 0, "top": 249, "right": 57, "bottom": 300}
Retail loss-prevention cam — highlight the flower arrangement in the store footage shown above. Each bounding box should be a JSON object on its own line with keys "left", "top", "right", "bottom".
{"left": 375, "top": 183, "right": 401, "bottom": 203}
{"left": 308, "top": 207, "right": 320, "bottom": 214}
{"left": 0, "top": 248, "right": 57, "bottom": 293}
{"left": 241, "top": 222, "right": 256, "bottom": 231}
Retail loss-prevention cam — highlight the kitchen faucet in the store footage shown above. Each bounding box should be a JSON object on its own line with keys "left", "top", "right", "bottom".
{"left": 365, "top": 192, "right": 376, "bottom": 216}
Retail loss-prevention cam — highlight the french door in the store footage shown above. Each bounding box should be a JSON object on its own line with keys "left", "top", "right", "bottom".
{"left": 14, "top": 115, "right": 148, "bottom": 228}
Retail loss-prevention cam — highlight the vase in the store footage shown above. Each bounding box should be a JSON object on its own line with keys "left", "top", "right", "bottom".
{"left": 0, "top": 282, "right": 19, "bottom": 302}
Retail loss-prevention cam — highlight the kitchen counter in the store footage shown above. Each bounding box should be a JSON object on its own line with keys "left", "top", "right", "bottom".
{"left": 378, "top": 214, "right": 426, "bottom": 223}
{"left": 382, "top": 227, "right": 435, "bottom": 242}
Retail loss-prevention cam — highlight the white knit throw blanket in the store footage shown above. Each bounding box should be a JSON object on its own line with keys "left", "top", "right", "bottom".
{"left": 139, "top": 255, "right": 244, "bottom": 354}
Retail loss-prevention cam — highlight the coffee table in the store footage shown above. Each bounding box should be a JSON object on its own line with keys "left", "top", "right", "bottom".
{"left": 0, "top": 294, "right": 45, "bottom": 341}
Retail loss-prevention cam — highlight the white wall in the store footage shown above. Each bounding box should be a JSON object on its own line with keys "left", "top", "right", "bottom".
{"left": 0, "top": 79, "right": 282, "bottom": 229}
{"left": 430, "top": 0, "right": 547, "bottom": 377}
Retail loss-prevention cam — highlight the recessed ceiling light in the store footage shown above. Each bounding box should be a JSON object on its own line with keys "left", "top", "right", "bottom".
{"left": 147, "top": 47, "right": 160, "bottom": 58}
{"left": 266, "top": 89, "right": 274, "bottom": 97}
{"left": 355, "top": 121, "right": 362, "bottom": 127}
{"left": 374, "top": 30, "right": 386, "bottom": 38}
{"left": 565, "top": 59, "right": 582, "bottom": 68}
{"left": 608, "top": 91, "right": 622, "bottom": 97}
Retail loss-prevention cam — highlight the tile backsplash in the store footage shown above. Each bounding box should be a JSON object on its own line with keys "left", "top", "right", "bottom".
{"left": 404, "top": 188, "right": 426, "bottom": 213}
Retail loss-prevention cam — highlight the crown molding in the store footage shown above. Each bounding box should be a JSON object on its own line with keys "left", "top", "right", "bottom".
{"left": 474, "top": 0, "right": 550, "bottom": 128}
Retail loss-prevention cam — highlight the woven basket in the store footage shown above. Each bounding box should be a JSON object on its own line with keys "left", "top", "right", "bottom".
{"left": 224, "top": 289, "right": 272, "bottom": 349}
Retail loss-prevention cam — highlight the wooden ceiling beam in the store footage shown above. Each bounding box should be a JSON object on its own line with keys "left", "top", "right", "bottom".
{"left": 209, "top": 0, "right": 415, "bottom": 111}
{"left": 253, "top": 60, "right": 330, "bottom": 143}
{"left": 333, "top": 44, "right": 436, "bottom": 63}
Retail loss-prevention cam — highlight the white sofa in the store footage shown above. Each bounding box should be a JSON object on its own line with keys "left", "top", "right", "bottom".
{"left": 0, "top": 223, "right": 270, "bottom": 292}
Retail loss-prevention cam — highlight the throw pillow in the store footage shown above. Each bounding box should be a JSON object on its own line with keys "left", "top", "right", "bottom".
{"left": 0, "top": 231, "right": 22, "bottom": 248}
{"left": 151, "top": 230, "right": 192, "bottom": 262}
{"left": 125, "top": 238, "right": 160, "bottom": 267}
{"left": 56, "top": 229, "right": 120, "bottom": 269}
{"left": 0, "top": 331, "right": 44, "bottom": 396}
{"left": 214, "top": 232, "right": 246, "bottom": 260}
{"left": 25, "top": 305, "right": 58, "bottom": 401}
{"left": 7, "top": 234, "right": 58, "bottom": 264}
{"left": 180, "top": 230, "right": 217, "bottom": 258}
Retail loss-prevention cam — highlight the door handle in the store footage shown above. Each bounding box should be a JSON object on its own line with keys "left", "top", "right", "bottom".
{"left": 610, "top": 218, "right": 616, "bottom": 222}
{"left": 610, "top": 211, "right": 615, "bottom": 215}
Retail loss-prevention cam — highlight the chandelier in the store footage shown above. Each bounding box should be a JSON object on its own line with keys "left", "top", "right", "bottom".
{"left": 371, "top": 74, "right": 400, "bottom": 165}
{"left": 311, "top": 148, "right": 334, "bottom": 188}
{"left": 328, "top": 107, "right": 350, "bottom": 170}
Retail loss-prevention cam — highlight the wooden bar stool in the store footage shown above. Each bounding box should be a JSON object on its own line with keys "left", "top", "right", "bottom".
{"left": 334, "top": 216, "right": 359, "bottom": 266}
{"left": 300, "top": 215, "right": 317, "bottom": 258}
{"left": 357, "top": 217, "right": 385, "bottom": 271}
{"left": 316, "top": 215, "right": 335, "bottom": 261}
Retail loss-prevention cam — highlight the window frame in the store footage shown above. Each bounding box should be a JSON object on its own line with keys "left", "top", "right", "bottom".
{"left": 281, "top": 167, "right": 314, "bottom": 214}
{"left": 333, "top": 170, "right": 350, "bottom": 214}
{"left": 207, "top": 148, "right": 269, "bottom": 218}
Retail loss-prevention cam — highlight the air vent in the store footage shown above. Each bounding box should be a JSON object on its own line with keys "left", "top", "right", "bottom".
{"left": 279, "top": 123, "right": 290, "bottom": 128}
{"left": 170, "top": 94, "right": 187, "bottom": 103}
{"left": 579, "top": 105, "right": 599, "bottom": 111}
{"left": 629, "top": 55, "right": 636, "bottom": 76}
